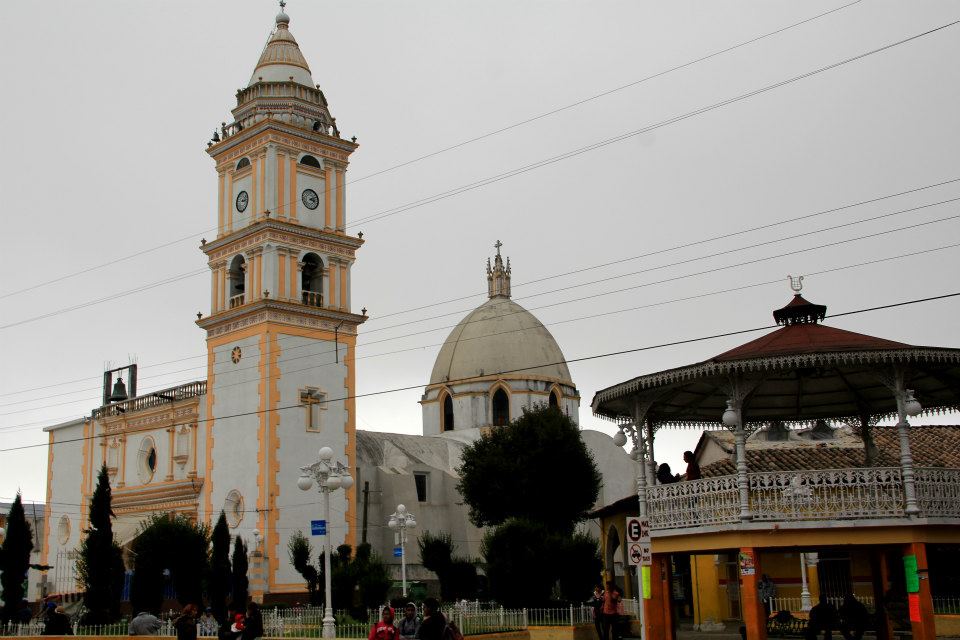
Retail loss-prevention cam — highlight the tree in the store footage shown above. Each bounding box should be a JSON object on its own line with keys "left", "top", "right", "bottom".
{"left": 209, "top": 513, "right": 232, "bottom": 623}
{"left": 0, "top": 494, "right": 33, "bottom": 623}
{"left": 76, "top": 465, "right": 125, "bottom": 624}
{"left": 288, "top": 531, "right": 320, "bottom": 606}
{"left": 230, "top": 537, "right": 249, "bottom": 610}
{"left": 457, "top": 406, "right": 601, "bottom": 532}
{"left": 130, "top": 514, "right": 210, "bottom": 613}
{"left": 458, "top": 406, "right": 603, "bottom": 604}
{"left": 418, "top": 531, "right": 478, "bottom": 601}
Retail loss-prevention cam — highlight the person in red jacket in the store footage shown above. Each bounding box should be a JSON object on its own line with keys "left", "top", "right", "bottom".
{"left": 369, "top": 607, "right": 398, "bottom": 640}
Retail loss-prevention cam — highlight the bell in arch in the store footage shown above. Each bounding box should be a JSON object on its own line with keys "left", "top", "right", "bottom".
{"left": 109, "top": 377, "right": 128, "bottom": 403}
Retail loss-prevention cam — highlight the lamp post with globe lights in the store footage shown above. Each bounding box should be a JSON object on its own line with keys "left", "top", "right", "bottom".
{"left": 387, "top": 505, "right": 416, "bottom": 597}
{"left": 297, "top": 447, "right": 354, "bottom": 639}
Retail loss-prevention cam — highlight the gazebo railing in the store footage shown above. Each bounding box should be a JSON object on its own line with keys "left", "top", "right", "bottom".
{"left": 914, "top": 467, "right": 960, "bottom": 518}
{"left": 749, "top": 467, "right": 904, "bottom": 522}
{"left": 647, "top": 475, "right": 740, "bottom": 528}
{"left": 647, "top": 466, "right": 960, "bottom": 530}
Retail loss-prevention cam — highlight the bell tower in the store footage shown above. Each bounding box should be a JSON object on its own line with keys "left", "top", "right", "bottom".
{"left": 196, "top": 4, "right": 365, "bottom": 597}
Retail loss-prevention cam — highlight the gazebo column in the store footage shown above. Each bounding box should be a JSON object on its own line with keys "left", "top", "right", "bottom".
{"left": 645, "top": 422, "right": 656, "bottom": 487}
{"left": 890, "top": 369, "right": 922, "bottom": 516}
{"left": 724, "top": 396, "right": 752, "bottom": 522}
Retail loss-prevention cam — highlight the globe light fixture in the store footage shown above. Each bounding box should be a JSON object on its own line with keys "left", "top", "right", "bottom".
{"left": 388, "top": 504, "right": 417, "bottom": 597}
{"left": 904, "top": 390, "right": 922, "bottom": 417}
{"left": 298, "top": 446, "right": 353, "bottom": 638}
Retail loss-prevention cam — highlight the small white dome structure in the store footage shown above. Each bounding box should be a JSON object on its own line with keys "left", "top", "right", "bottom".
{"left": 421, "top": 243, "right": 580, "bottom": 435}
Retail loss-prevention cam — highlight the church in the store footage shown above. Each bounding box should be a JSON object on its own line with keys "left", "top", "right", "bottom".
{"left": 39, "top": 5, "right": 634, "bottom": 602}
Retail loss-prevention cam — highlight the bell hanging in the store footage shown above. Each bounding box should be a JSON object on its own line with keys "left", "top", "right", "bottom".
{"left": 109, "top": 378, "right": 128, "bottom": 403}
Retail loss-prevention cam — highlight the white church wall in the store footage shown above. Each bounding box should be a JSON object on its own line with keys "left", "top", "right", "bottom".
{"left": 580, "top": 430, "right": 637, "bottom": 510}
{"left": 208, "top": 335, "right": 263, "bottom": 555}
{"left": 271, "top": 332, "right": 351, "bottom": 588}
{"left": 44, "top": 420, "right": 86, "bottom": 595}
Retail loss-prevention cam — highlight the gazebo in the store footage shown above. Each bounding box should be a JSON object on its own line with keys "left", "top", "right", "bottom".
{"left": 591, "top": 283, "right": 960, "bottom": 640}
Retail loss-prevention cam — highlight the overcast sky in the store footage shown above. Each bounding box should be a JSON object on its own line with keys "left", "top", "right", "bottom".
{"left": 1, "top": 1, "right": 958, "bottom": 507}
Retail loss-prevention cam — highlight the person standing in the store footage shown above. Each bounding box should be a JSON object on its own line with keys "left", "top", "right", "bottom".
{"left": 174, "top": 605, "right": 199, "bottom": 640}
{"left": 415, "top": 599, "right": 447, "bottom": 640}
{"left": 601, "top": 581, "right": 622, "bottom": 640}
{"left": 42, "top": 606, "right": 72, "bottom": 636}
{"left": 805, "top": 595, "right": 839, "bottom": 640}
{"left": 683, "top": 451, "right": 701, "bottom": 480}
{"left": 129, "top": 611, "right": 163, "bottom": 636}
{"left": 397, "top": 603, "right": 421, "bottom": 640}
{"left": 838, "top": 594, "right": 869, "bottom": 640}
{"left": 198, "top": 608, "right": 218, "bottom": 637}
{"left": 369, "top": 606, "right": 399, "bottom": 640}
{"left": 241, "top": 603, "right": 263, "bottom": 640}
{"left": 589, "top": 586, "right": 604, "bottom": 640}
{"left": 758, "top": 575, "right": 777, "bottom": 617}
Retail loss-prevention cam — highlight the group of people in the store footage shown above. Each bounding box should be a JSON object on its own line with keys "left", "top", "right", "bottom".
{"left": 589, "top": 582, "right": 625, "bottom": 640}
{"left": 655, "top": 451, "right": 702, "bottom": 485}
{"left": 128, "top": 602, "right": 263, "bottom": 640}
{"left": 803, "top": 594, "right": 871, "bottom": 640}
{"left": 367, "top": 599, "right": 461, "bottom": 640}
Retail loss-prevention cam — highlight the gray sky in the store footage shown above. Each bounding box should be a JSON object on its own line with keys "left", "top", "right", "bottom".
{"left": 1, "top": 0, "right": 958, "bottom": 506}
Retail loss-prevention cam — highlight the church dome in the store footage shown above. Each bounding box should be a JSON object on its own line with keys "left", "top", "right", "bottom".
{"left": 248, "top": 7, "right": 315, "bottom": 87}
{"left": 429, "top": 248, "right": 573, "bottom": 386}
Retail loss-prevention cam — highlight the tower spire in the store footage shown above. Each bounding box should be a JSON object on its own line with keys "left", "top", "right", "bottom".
{"left": 486, "top": 241, "right": 511, "bottom": 299}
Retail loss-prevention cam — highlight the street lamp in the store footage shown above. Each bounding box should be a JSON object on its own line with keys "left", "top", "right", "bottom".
{"left": 298, "top": 446, "right": 354, "bottom": 639}
{"left": 387, "top": 504, "right": 416, "bottom": 597}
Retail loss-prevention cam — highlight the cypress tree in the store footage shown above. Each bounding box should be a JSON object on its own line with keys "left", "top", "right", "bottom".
{"left": 230, "top": 537, "right": 248, "bottom": 610}
{"left": 0, "top": 494, "right": 34, "bottom": 623}
{"left": 77, "top": 465, "right": 125, "bottom": 624}
{"left": 209, "top": 513, "right": 232, "bottom": 623}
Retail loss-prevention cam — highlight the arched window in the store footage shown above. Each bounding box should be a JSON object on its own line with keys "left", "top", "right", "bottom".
{"left": 301, "top": 253, "right": 323, "bottom": 307}
{"left": 442, "top": 393, "right": 455, "bottom": 432}
{"left": 137, "top": 437, "right": 158, "bottom": 484}
{"left": 228, "top": 255, "right": 246, "bottom": 307}
{"left": 299, "top": 154, "right": 322, "bottom": 169}
{"left": 549, "top": 390, "right": 560, "bottom": 409}
{"left": 492, "top": 388, "right": 510, "bottom": 426}
{"left": 236, "top": 157, "right": 251, "bottom": 170}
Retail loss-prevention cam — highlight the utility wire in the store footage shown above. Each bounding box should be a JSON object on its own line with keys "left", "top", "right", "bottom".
{"left": 0, "top": 1, "right": 864, "bottom": 301}
{"left": 346, "top": 19, "right": 960, "bottom": 229}
{"left": 2, "top": 239, "right": 956, "bottom": 430}
{"left": 1, "top": 205, "right": 957, "bottom": 417}
{"left": 2, "top": 290, "right": 956, "bottom": 454}
{"left": 1, "top": 213, "right": 957, "bottom": 420}
{"left": 2, "top": 174, "right": 958, "bottom": 400}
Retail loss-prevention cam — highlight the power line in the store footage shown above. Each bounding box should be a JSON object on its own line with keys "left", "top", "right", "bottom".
{"left": 1, "top": 214, "right": 957, "bottom": 422}
{"left": 3, "top": 173, "right": 958, "bottom": 403}
{"left": 346, "top": 20, "right": 960, "bottom": 229}
{"left": 0, "top": 1, "right": 864, "bottom": 301}
{"left": 2, "top": 288, "right": 957, "bottom": 447}
{"left": 2, "top": 206, "right": 957, "bottom": 420}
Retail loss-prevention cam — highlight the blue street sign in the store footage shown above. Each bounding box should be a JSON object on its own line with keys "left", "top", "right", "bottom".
{"left": 311, "top": 520, "right": 327, "bottom": 536}
{"left": 393, "top": 547, "right": 403, "bottom": 558}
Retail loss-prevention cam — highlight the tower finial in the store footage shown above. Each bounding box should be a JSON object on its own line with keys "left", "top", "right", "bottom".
{"left": 276, "top": 0, "right": 290, "bottom": 27}
{"left": 487, "top": 242, "right": 511, "bottom": 299}
{"left": 788, "top": 274, "right": 804, "bottom": 294}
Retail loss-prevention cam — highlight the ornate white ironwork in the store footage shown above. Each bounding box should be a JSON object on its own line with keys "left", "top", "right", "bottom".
{"left": 647, "top": 475, "right": 740, "bottom": 528}
{"left": 749, "top": 467, "right": 904, "bottom": 521}
{"left": 915, "top": 467, "right": 960, "bottom": 518}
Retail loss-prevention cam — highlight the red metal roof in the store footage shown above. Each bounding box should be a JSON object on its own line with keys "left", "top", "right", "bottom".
{"left": 714, "top": 322, "right": 911, "bottom": 361}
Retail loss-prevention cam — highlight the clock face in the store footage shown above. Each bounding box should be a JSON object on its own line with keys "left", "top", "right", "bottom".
{"left": 302, "top": 188, "right": 320, "bottom": 210}
{"left": 236, "top": 191, "right": 249, "bottom": 213}
{"left": 231, "top": 346, "right": 242, "bottom": 364}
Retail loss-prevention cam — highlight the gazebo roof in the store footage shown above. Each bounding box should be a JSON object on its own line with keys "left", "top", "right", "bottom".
{"left": 592, "top": 291, "right": 960, "bottom": 426}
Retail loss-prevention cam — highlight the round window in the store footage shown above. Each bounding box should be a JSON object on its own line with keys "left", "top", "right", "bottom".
{"left": 58, "top": 515, "right": 71, "bottom": 545}
{"left": 137, "top": 437, "right": 158, "bottom": 484}
{"left": 224, "top": 490, "right": 244, "bottom": 528}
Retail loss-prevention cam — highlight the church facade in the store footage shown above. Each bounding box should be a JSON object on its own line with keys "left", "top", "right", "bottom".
{"left": 39, "top": 6, "right": 634, "bottom": 602}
